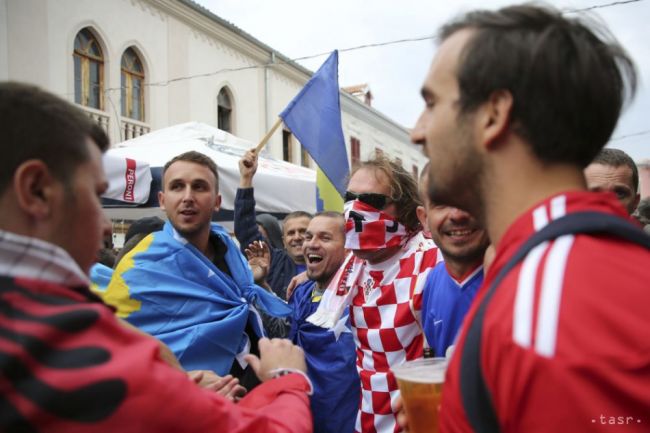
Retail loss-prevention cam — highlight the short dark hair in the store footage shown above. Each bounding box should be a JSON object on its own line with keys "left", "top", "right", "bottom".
{"left": 125, "top": 216, "right": 165, "bottom": 243}
{"left": 162, "top": 151, "right": 219, "bottom": 190}
{"left": 314, "top": 211, "right": 345, "bottom": 235}
{"left": 283, "top": 211, "right": 313, "bottom": 225}
{"left": 591, "top": 148, "right": 639, "bottom": 193}
{"left": 350, "top": 152, "right": 422, "bottom": 232}
{"left": 439, "top": 4, "right": 637, "bottom": 167}
{"left": 0, "top": 82, "right": 109, "bottom": 193}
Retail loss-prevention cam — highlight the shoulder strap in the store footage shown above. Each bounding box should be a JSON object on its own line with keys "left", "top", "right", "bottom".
{"left": 459, "top": 211, "right": 650, "bottom": 433}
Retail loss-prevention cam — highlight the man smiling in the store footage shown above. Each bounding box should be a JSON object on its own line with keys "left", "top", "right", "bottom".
{"left": 415, "top": 169, "right": 489, "bottom": 357}
{"left": 288, "top": 212, "right": 359, "bottom": 433}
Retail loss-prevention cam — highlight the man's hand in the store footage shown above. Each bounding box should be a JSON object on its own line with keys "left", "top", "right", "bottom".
{"left": 286, "top": 271, "right": 308, "bottom": 300}
{"left": 239, "top": 149, "right": 259, "bottom": 188}
{"left": 188, "top": 370, "right": 247, "bottom": 401}
{"left": 245, "top": 240, "right": 270, "bottom": 283}
{"left": 395, "top": 396, "right": 410, "bottom": 432}
{"left": 244, "top": 338, "right": 307, "bottom": 382}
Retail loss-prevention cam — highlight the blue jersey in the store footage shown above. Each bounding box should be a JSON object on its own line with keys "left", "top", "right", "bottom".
{"left": 289, "top": 280, "right": 360, "bottom": 433}
{"left": 421, "top": 263, "right": 484, "bottom": 357}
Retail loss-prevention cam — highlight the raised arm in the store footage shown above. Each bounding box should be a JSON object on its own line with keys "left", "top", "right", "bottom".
{"left": 235, "top": 150, "right": 265, "bottom": 253}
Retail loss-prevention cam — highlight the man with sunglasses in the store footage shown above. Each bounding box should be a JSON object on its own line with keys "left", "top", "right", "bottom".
{"left": 308, "top": 154, "right": 440, "bottom": 433}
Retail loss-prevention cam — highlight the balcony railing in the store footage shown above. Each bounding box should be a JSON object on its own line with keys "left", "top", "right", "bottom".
{"left": 80, "top": 105, "right": 110, "bottom": 133}
{"left": 121, "top": 118, "right": 151, "bottom": 140}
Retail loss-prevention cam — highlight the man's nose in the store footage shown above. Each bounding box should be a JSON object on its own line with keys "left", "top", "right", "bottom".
{"left": 410, "top": 113, "right": 427, "bottom": 149}
{"left": 181, "top": 186, "right": 194, "bottom": 201}
{"left": 448, "top": 207, "right": 470, "bottom": 222}
{"left": 101, "top": 213, "right": 112, "bottom": 243}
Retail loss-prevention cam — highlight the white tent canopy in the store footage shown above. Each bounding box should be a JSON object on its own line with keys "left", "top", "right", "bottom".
{"left": 102, "top": 122, "right": 316, "bottom": 216}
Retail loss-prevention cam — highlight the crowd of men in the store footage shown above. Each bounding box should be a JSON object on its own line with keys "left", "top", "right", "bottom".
{"left": 1, "top": 3, "right": 649, "bottom": 433}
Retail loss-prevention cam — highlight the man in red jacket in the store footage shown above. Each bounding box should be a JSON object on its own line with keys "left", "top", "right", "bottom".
{"left": 0, "top": 81, "right": 313, "bottom": 433}
{"left": 409, "top": 4, "right": 649, "bottom": 433}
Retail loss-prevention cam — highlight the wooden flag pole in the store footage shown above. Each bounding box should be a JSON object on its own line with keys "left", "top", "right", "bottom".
{"left": 254, "top": 117, "right": 283, "bottom": 153}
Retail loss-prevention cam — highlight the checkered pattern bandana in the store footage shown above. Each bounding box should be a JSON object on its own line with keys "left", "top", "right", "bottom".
{"left": 344, "top": 200, "right": 407, "bottom": 251}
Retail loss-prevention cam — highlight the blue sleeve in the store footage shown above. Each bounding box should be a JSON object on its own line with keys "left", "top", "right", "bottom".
{"left": 421, "top": 270, "right": 436, "bottom": 352}
{"left": 234, "top": 187, "right": 264, "bottom": 254}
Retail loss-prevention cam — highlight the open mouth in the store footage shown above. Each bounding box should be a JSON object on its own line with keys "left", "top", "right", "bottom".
{"left": 307, "top": 253, "right": 323, "bottom": 264}
{"left": 444, "top": 228, "right": 477, "bottom": 239}
{"left": 180, "top": 209, "right": 198, "bottom": 216}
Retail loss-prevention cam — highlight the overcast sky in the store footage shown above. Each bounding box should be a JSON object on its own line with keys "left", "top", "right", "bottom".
{"left": 195, "top": 0, "right": 649, "bottom": 162}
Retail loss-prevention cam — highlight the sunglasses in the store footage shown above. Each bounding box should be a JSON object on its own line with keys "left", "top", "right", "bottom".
{"left": 344, "top": 191, "right": 393, "bottom": 210}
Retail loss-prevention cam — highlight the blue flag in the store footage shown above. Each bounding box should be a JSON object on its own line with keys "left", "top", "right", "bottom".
{"left": 100, "top": 222, "right": 292, "bottom": 375}
{"left": 280, "top": 50, "right": 350, "bottom": 208}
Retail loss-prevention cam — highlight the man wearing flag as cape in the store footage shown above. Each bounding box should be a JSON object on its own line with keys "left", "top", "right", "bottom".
{"left": 103, "top": 151, "right": 291, "bottom": 389}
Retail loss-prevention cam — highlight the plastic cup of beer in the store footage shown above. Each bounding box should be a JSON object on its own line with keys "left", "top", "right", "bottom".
{"left": 392, "top": 357, "right": 447, "bottom": 433}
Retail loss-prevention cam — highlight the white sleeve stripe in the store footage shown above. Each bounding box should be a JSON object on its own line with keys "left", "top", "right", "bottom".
{"left": 550, "top": 195, "right": 567, "bottom": 220}
{"left": 513, "top": 241, "right": 550, "bottom": 348}
{"left": 533, "top": 205, "right": 549, "bottom": 231}
{"left": 535, "top": 235, "right": 575, "bottom": 357}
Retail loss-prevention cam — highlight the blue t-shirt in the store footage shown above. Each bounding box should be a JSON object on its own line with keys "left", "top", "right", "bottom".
{"left": 421, "top": 263, "right": 484, "bottom": 357}
{"left": 289, "top": 280, "right": 360, "bottom": 433}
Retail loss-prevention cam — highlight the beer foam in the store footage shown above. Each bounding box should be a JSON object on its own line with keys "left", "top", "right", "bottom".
{"left": 392, "top": 359, "right": 447, "bottom": 384}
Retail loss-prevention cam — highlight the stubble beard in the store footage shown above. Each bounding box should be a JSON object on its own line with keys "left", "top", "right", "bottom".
{"left": 427, "top": 119, "right": 486, "bottom": 224}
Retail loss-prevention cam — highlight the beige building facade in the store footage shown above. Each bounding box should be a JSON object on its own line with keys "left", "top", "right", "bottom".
{"left": 0, "top": 0, "right": 425, "bottom": 176}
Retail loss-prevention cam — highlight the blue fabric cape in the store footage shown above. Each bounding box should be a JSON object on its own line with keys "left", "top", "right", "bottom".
{"left": 111, "top": 222, "right": 292, "bottom": 375}
{"left": 289, "top": 280, "right": 360, "bottom": 433}
{"left": 90, "top": 262, "right": 113, "bottom": 292}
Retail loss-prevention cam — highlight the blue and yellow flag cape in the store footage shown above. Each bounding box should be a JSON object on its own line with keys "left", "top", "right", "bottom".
{"left": 102, "top": 222, "right": 292, "bottom": 375}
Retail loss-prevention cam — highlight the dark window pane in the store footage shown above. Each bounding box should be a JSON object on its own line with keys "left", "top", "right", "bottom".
{"left": 217, "top": 89, "right": 231, "bottom": 109}
{"left": 89, "top": 40, "right": 101, "bottom": 58}
{"left": 89, "top": 62, "right": 100, "bottom": 108}
{"left": 218, "top": 106, "right": 231, "bottom": 132}
{"left": 121, "top": 72, "right": 127, "bottom": 116}
{"left": 74, "top": 56, "right": 82, "bottom": 104}
{"left": 133, "top": 79, "right": 142, "bottom": 120}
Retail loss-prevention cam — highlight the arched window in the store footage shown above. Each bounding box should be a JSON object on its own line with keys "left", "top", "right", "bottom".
{"left": 121, "top": 48, "right": 145, "bottom": 121}
{"left": 73, "top": 28, "right": 104, "bottom": 109}
{"left": 217, "top": 88, "right": 232, "bottom": 133}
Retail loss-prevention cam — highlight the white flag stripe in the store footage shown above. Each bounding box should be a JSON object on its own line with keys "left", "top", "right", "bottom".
{"left": 533, "top": 206, "right": 549, "bottom": 231}
{"left": 535, "top": 235, "right": 575, "bottom": 357}
{"left": 513, "top": 241, "right": 550, "bottom": 348}
{"left": 550, "top": 195, "right": 567, "bottom": 220}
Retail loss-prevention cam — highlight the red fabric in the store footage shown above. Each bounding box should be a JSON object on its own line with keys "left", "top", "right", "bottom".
{"left": 349, "top": 236, "right": 439, "bottom": 433}
{"left": 0, "top": 276, "right": 311, "bottom": 433}
{"left": 441, "top": 191, "right": 650, "bottom": 433}
{"left": 344, "top": 200, "right": 407, "bottom": 250}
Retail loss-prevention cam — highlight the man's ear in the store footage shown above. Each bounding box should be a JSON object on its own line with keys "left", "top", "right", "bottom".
{"left": 477, "top": 89, "right": 513, "bottom": 151}
{"left": 213, "top": 193, "right": 222, "bottom": 212}
{"left": 158, "top": 190, "right": 166, "bottom": 211}
{"left": 13, "top": 160, "right": 58, "bottom": 219}
{"left": 416, "top": 205, "right": 427, "bottom": 230}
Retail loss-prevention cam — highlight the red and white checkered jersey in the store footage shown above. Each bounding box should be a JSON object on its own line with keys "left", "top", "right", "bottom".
{"left": 349, "top": 234, "right": 440, "bottom": 433}
{"left": 441, "top": 191, "right": 650, "bottom": 433}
